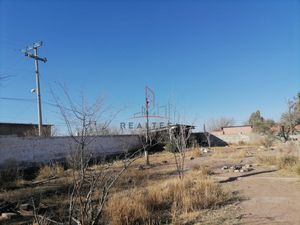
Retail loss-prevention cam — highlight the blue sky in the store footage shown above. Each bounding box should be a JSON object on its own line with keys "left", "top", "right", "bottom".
{"left": 0, "top": 0, "right": 299, "bottom": 133}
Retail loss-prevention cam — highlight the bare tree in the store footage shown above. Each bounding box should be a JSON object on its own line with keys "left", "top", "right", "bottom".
{"left": 66, "top": 147, "right": 142, "bottom": 225}
{"left": 168, "top": 125, "right": 192, "bottom": 179}
{"left": 206, "top": 117, "right": 235, "bottom": 131}
{"left": 280, "top": 98, "right": 300, "bottom": 141}
{"left": 35, "top": 86, "right": 144, "bottom": 225}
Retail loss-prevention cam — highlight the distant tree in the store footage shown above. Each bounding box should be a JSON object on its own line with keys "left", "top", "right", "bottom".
{"left": 248, "top": 110, "right": 274, "bottom": 134}
{"left": 248, "top": 110, "right": 263, "bottom": 125}
{"left": 206, "top": 117, "right": 235, "bottom": 131}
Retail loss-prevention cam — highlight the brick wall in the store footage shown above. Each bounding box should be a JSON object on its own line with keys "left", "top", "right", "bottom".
{"left": 222, "top": 126, "right": 253, "bottom": 135}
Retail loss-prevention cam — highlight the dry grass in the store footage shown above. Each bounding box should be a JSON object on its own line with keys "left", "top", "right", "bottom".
{"left": 191, "top": 164, "right": 213, "bottom": 177}
{"left": 169, "top": 177, "right": 229, "bottom": 212}
{"left": 187, "top": 147, "right": 202, "bottom": 158}
{"left": 0, "top": 159, "right": 22, "bottom": 187}
{"left": 256, "top": 153, "right": 278, "bottom": 166}
{"left": 212, "top": 148, "right": 248, "bottom": 162}
{"left": 36, "top": 163, "right": 65, "bottom": 180}
{"left": 1, "top": 149, "right": 239, "bottom": 225}
{"left": 117, "top": 163, "right": 176, "bottom": 190}
{"left": 238, "top": 140, "right": 246, "bottom": 145}
{"left": 256, "top": 142, "right": 300, "bottom": 175}
{"left": 173, "top": 204, "right": 241, "bottom": 225}
{"left": 295, "top": 163, "right": 300, "bottom": 175}
{"left": 278, "top": 155, "right": 299, "bottom": 169}
{"left": 260, "top": 135, "right": 275, "bottom": 149}
{"left": 106, "top": 191, "right": 151, "bottom": 225}
{"left": 105, "top": 174, "right": 232, "bottom": 225}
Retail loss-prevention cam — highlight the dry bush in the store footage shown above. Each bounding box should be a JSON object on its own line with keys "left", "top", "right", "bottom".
{"left": 167, "top": 178, "right": 229, "bottom": 213}
{"left": 283, "top": 141, "right": 299, "bottom": 154}
{"left": 256, "top": 150, "right": 300, "bottom": 175}
{"left": 278, "top": 155, "right": 299, "bottom": 169}
{"left": 164, "top": 142, "right": 174, "bottom": 152}
{"left": 295, "top": 163, "right": 300, "bottom": 175}
{"left": 105, "top": 175, "right": 231, "bottom": 225}
{"left": 238, "top": 140, "right": 246, "bottom": 145}
{"left": 117, "top": 161, "right": 176, "bottom": 189}
{"left": 117, "top": 167, "right": 149, "bottom": 188}
{"left": 191, "top": 164, "right": 212, "bottom": 177}
{"left": 106, "top": 191, "right": 150, "bottom": 225}
{"left": 277, "top": 155, "right": 300, "bottom": 175}
{"left": 211, "top": 150, "right": 227, "bottom": 159}
{"left": 257, "top": 153, "right": 278, "bottom": 166}
{"left": 0, "top": 159, "right": 22, "bottom": 187}
{"left": 36, "top": 163, "right": 64, "bottom": 180}
{"left": 260, "top": 135, "right": 274, "bottom": 149}
{"left": 188, "top": 147, "right": 202, "bottom": 158}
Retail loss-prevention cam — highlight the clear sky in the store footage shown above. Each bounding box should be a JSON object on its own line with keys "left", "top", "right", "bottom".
{"left": 0, "top": 0, "right": 299, "bottom": 133}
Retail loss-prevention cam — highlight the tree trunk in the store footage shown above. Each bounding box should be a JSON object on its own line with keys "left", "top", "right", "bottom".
{"left": 145, "top": 150, "right": 149, "bottom": 165}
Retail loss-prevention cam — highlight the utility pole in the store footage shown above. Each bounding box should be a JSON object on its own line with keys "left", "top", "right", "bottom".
{"left": 144, "top": 86, "right": 155, "bottom": 165}
{"left": 203, "top": 124, "right": 211, "bottom": 148}
{"left": 145, "top": 87, "right": 150, "bottom": 165}
{"left": 22, "top": 42, "right": 47, "bottom": 136}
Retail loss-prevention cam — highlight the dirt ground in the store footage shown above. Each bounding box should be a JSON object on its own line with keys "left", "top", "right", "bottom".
{"left": 234, "top": 173, "right": 300, "bottom": 225}
{"left": 187, "top": 144, "right": 300, "bottom": 225}
{"left": 0, "top": 143, "right": 299, "bottom": 225}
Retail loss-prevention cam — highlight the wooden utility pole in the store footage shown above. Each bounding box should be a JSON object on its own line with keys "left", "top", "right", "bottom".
{"left": 22, "top": 42, "right": 47, "bottom": 136}
{"left": 203, "top": 124, "right": 211, "bottom": 148}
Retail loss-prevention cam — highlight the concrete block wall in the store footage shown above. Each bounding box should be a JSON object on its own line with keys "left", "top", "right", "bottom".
{"left": 0, "top": 135, "right": 142, "bottom": 168}
{"left": 212, "top": 133, "right": 262, "bottom": 145}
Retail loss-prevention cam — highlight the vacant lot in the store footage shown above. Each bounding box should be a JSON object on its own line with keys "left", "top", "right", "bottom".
{"left": 0, "top": 141, "right": 299, "bottom": 225}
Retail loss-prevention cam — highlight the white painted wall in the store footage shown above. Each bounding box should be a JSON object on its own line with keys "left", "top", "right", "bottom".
{"left": 0, "top": 135, "right": 142, "bottom": 168}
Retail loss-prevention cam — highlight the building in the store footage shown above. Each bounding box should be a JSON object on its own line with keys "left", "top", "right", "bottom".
{"left": 0, "top": 122, "right": 52, "bottom": 137}
{"left": 211, "top": 125, "right": 253, "bottom": 135}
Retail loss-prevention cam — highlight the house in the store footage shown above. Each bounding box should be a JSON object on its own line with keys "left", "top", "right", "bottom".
{"left": 0, "top": 122, "right": 52, "bottom": 137}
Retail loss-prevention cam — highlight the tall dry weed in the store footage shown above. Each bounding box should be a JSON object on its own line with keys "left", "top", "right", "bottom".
{"left": 36, "top": 163, "right": 64, "bottom": 180}
{"left": 105, "top": 175, "right": 231, "bottom": 225}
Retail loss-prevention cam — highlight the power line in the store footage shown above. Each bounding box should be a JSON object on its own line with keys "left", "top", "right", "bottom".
{"left": 0, "top": 97, "right": 36, "bottom": 103}
{"left": 0, "top": 97, "right": 73, "bottom": 112}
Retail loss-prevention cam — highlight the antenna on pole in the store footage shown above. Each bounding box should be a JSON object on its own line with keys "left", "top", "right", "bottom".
{"left": 22, "top": 41, "right": 47, "bottom": 136}
{"left": 144, "top": 86, "right": 155, "bottom": 165}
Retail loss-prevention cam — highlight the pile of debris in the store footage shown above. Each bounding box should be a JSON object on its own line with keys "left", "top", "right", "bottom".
{"left": 200, "top": 147, "right": 210, "bottom": 153}
{"left": 0, "top": 201, "right": 41, "bottom": 222}
{"left": 222, "top": 164, "right": 254, "bottom": 173}
{"left": 0, "top": 201, "right": 18, "bottom": 221}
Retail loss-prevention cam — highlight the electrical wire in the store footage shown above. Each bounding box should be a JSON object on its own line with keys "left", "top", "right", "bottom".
{"left": 0, "top": 97, "right": 72, "bottom": 111}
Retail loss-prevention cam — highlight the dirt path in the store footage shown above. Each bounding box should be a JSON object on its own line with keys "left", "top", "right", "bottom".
{"left": 229, "top": 171, "right": 300, "bottom": 225}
